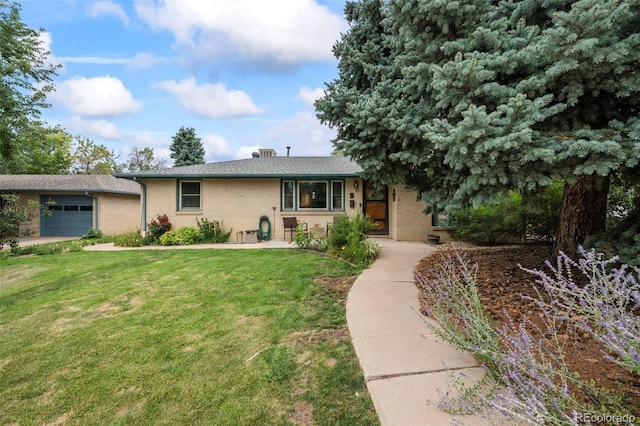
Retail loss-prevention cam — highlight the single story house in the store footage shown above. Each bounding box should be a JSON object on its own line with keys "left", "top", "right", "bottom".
{"left": 116, "top": 149, "right": 451, "bottom": 242}
{"left": 0, "top": 174, "right": 141, "bottom": 237}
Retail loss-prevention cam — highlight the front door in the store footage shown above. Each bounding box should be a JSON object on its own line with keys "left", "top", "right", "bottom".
{"left": 363, "top": 182, "right": 388, "bottom": 235}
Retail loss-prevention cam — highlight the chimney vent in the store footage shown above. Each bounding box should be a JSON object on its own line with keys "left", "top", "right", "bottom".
{"left": 286, "top": 146, "right": 291, "bottom": 157}
{"left": 251, "top": 152, "right": 259, "bottom": 158}
{"left": 258, "top": 148, "right": 277, "bottom": 157}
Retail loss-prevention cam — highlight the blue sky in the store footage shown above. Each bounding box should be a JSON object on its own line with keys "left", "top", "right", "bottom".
{"left": 20, "top": 0, "right": 348, "bottom": 165}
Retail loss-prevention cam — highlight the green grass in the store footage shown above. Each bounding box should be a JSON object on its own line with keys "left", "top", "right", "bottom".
{"left": 0, "top": 248, "right": 379, "bottom": 425}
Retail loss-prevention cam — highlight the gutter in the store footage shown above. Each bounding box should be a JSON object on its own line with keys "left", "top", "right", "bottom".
{"left": 84, "top": 192, "right": 98, "bottom": 230}
{"left": 133, "top": 177, "right": 147, "bottom": 235}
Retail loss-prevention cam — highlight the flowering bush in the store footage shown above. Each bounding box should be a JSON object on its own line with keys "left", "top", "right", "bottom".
{"left": 292, "top": 223, "right": 313, "bottom": 249}
{"left": 415, "top": 248, "right": 634, "bottom": 423}
{"left": 146, "top": 213, "right": 171, "bottom": 244}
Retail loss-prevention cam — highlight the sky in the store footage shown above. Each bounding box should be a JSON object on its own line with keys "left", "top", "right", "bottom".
{"left": 19, "top": 0, "right": 349, "bottom": 165}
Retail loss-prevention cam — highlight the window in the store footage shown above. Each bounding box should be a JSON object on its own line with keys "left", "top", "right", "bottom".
{"left": 179, "top": 181, "right": 201, "bottom": 210}
{"left": 281, "top": 180, "right": 344, "bottom": 211}
{"left": 299, "top": 181, "right": 327, "bottom": 209}
{"left": 331, "top": 181, "right": 343, "bottom": 210}
{"left": 283, "top": 181, "right": 294, "bottom": 210}
{"left": 432, "top": 211, "right": 450, "bottom": 227}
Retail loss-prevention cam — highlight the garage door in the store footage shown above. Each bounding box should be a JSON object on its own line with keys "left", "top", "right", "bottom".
{"left": 41, "top": 195, "right": 94, "bottom": 236}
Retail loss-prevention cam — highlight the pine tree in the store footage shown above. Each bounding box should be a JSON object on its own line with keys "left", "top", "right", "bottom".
{"left": 316, "top": 0, "right": 640, "bottom": 257}
{"left": 169, "top": 126, "right": 205, "bottom": 167}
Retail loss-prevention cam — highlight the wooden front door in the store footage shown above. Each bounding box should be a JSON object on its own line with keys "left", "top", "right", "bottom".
{"left": 363, "top": 182, "right": 388, "bottom": 235}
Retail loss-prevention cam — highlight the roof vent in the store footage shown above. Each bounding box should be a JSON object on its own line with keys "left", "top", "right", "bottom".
{"left": 251, "top": 152, "right": 260, "bottom": 158}
{"left": 258, "top": 148, "right": 277, "bottom": 157}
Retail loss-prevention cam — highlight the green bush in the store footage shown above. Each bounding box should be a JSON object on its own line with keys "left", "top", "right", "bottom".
{"left": 325, "top": 213, "right": 380, "bottom": 264}
{"left": 197, "top": 218, "right": 231, "bottom": 243}
{"left": 82, "top": 228, "right": 103, "bottom": 239}
{"left": 451, "top": 185, "right": 562, "bottom": 245}
{"left": 114, "top": 231, "right": 144, "bottom": 247}
{"left": 159, "top": 226, "right": 202, "bottom": 246}
{"left": 292, "top": 223, "right": 313, "bottom": 249}
{"left": 146, "top": 214, "right": 172, "bottom": 244}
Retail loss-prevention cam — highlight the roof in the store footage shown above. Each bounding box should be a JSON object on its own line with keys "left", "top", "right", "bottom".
{"left": 0, "top": 174, "right": 140, "bottom": 195}
{"left": 115, "top": 156, "right": 363, "bottom": 179}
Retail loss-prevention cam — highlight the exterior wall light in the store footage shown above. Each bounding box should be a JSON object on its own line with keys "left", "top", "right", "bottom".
{"left": 354, "top": 180, "right": 359, "bottom": 190}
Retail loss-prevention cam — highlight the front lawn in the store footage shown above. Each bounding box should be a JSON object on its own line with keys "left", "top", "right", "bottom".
{"left": 0, "top": 249, "right": 378, "bottom": 425}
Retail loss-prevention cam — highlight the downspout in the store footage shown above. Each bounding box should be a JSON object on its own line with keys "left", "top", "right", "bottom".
{"left": 133, "top": 177, "right": 147, "bottom": 236}
{"left": 84, "top": 192, "right": 98, "bottom": 230}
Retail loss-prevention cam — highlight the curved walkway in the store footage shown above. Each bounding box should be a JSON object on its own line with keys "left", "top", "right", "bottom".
{"left": 348, "top": 239, "right": 505, "bottom": 425}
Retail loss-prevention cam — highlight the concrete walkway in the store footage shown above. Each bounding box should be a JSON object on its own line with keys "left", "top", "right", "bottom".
{"left": 349, "top": 239, "right": 505, "bottom": 425}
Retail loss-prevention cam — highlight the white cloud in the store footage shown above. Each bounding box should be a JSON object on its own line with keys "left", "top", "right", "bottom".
{"left": 38, "top": 32, "right": 62, "bottom": 69}
{"left": 64, "top": 116, "right": 122, "bottom": 140}
{"left": 87, "top": 1, "right": 129, "bottom": 25}
{"left": 52, "top": 76, "right": 142, "bottom": 117}
{"left": 235, "top": 145, "right": 264, "bottom": 160}
{"left": 298, "top": 86, "right": 325, "bottom": 108}
{"left": 155, "top": 77, "right": 260, "bottom": 118}
{"left": 58, "top": 57, "right": 130, "bottom": 65}
{"left": 264, "top": 111, "right": 336, "bottom": 156}
{"left": 134, "top": 0, "right": 345, "bottom": 67}
{"left": 202, "top": 134, "right": 233, "bottom": 160}
{"left": 127, "top": 52, "right": 175, "bottom": 69}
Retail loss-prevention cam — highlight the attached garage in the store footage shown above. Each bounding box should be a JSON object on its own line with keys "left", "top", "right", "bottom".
{"left": 41, "top": 195, "right": 94, "bottom": 236}
{"left": 0, "top": 175, "right": 141, "bottom": 237}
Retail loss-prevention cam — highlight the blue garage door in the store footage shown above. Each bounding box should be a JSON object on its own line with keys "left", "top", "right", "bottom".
{"left": 41, "top": 195, "right": 94, "bottom": 236}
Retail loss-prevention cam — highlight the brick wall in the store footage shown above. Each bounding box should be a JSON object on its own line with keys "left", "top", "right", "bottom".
{"left": 98, "top": 193, "right": 140, "bottom": 235}
{"left": 143, "top": 178, "right": 365, "bottom": 241}
{"left": 389, "top": 185, "right": 453, "bottom": 242}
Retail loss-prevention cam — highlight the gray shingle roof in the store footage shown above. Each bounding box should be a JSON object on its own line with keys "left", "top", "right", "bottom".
{"left": 115, "top": 156, "right": 363, "bottom": 179}
{"left": 0, "top": 175, "right": 140, "bottom": 195}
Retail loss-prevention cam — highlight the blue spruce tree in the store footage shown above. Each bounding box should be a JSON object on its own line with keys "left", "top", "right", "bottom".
{"left": 316, "top": 0, "right": 640, "bottom": 257}
{"left": 170, "top": 126, "right": 205, "bottom": 167}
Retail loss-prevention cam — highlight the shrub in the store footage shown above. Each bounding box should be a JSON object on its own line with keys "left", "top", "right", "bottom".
{"left": 292, "top": 223, "right": 313, "bottom": 249}
{"left": 146, "top": 214, "right": 171, "bottom": 244}
{"left": 325, "top": 213, "right": 380, "bottom": 264}
{"left": 82, "top": 228, "right": 103, "bottom": 239}
{"left": 451, "top": 184, "right": 563, "bottom": 245}
{"left": 159, "top": 226, "right": 202, "bottom": 246}
{"left": 197, "top": 217, "right": 231, "bottom": 243}
{"left": 114, "top": 231, "right": 144, "bottom": 247}
{"left": 450, "top": 192, "right": 525, "bottom": 245}
{"left": 416, "top": 249, "right": 634, "bottom": 423}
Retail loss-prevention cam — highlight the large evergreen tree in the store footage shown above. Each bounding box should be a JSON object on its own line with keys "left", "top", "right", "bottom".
{"left": 0, "top": 1, "right": 60, "bottom": 166}
{"left": 316, "top": 0, "right": 640, "bottom": 257}
{"left": 169, "top": 126, "right": 205, "bottom": 167}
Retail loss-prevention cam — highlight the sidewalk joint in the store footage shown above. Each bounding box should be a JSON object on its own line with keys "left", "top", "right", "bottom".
{"left": 365, "top": 364, "right": 481, "bottom": 383}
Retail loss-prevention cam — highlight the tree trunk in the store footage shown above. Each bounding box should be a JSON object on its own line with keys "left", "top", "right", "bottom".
{"left": 553, "top": 174, "right": 610, "bottom": 259}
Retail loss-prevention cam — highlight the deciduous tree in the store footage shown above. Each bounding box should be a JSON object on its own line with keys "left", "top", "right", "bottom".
{"left": 316, "top": 0, "right": 640, "bottom": 257}
{"left": 124, "top": 147, "right": 167, "bottom": 172}
{"left": 0, "top": 1, "right": 59, "bottom": 166}
{"left": 0, "top": 125, "right": 72, "bottom": 174}
{"left": 70, "top": 136, "right": 118, "bottom": 174}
